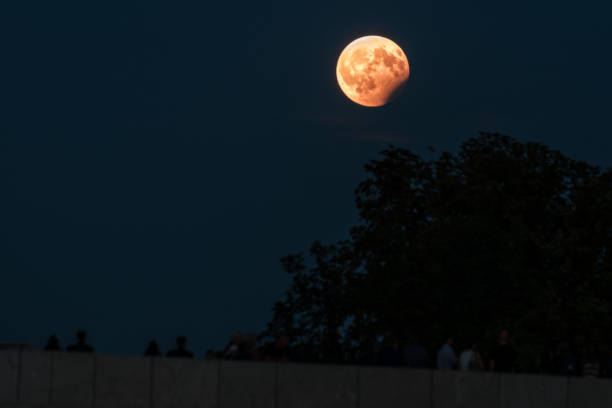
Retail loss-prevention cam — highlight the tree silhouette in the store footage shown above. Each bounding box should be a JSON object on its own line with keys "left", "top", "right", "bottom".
{"left": 265, "top": 132, "right": 612, "bottom": 370}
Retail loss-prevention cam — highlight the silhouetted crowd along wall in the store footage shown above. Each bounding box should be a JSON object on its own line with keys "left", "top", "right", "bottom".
{"left": 26, "top": 328, "right": 612, "bottom": 379}
{"left": 1, "top": 349, "right": 612, "bottom": 408}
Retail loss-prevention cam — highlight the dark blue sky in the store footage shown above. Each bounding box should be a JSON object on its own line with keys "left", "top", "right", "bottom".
{"left": 1, "top": 1, "right": 611, "bottom": 355}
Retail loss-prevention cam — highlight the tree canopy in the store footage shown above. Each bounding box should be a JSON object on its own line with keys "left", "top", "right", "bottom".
{"left": 265, "top": 133, "right": 612, "bottom": 370}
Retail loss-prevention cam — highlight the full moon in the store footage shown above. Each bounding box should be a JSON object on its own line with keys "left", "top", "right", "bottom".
{"left": 336, "top": 36, "right": 410, "bottom": 107}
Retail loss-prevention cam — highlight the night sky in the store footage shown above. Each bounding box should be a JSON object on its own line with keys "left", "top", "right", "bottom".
{"left": 1, "top": 1, "right": 611, "bottom": 356}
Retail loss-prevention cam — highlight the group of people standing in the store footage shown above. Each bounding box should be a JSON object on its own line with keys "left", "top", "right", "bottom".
{"left": 42, "top": 330, "right": 291, "bottom": 362}
{"left": 44, "top": 331, "right": 196, "bottom": 358}
{"left": 377, "top": 330, "right": 516, "bottom": 372}
{"left": 42, "top": 328, "right": 612, "bottom": 378}
{"left": 437, "top": 330, "right": 515, "bottom": 372}
{"left": 418, "top": 329, "right": 612, "bottom": 377}
{"left": 44, "top": 330, "right": 94, "bottom": 353}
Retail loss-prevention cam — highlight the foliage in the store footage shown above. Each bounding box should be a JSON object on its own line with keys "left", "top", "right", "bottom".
{"left": 265, "top": 132, "right": 612, "bottom": 369}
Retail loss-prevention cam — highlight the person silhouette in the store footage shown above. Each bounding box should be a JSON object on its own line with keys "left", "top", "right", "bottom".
{"left": 402, "top": 334, "right": 430, "bottom": 368}
{"left": 166, "top": 336, "right": 194, "bottom": 358}
{"left": 66, "top": 330, "right": 94, "bottom": 353}
{"left": 44, "top": 334, "right": 62, "bottom": 351}
{"left": 223, "top": 332, "right": 252, "bottom": 360}
{"left": 437, "top": 334, "right": 457, "bottom": 370}
{"left": 488, "top": 329, "right": 516, "bottom": 372}
{"left": 263, "top": 333, "right": 292, "bottom": 362}
{"left": 144, "top": 340, "right": 161, "bottom": 357}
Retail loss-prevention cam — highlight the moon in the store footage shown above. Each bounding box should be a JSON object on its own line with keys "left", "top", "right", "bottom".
{"left": 336, "top": 36, "right": 410, "bottom": 107}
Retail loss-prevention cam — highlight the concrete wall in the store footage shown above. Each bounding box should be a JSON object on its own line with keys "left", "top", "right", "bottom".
{"left": 0, "top": 350, "right": 610, "bottom": 408}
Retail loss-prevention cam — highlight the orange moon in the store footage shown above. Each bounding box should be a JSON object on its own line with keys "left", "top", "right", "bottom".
{"left": 336, "top": 36, "right": 410, "bottom": 107}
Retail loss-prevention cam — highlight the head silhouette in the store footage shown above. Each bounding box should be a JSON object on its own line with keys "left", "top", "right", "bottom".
{"left": 66, "top": 329, "right": 94, "bottom": 353}
{"left": 177, "top": 336, "right": 187, "bottom": 349}
{"left": 166, "top": 335, "right": 193, "bottom": 358}
{"left": 144, "top": 340, "right": 161, "bottom": 357}
{"left": 76, "top": 330, "right": 87, "bottom": 344}
{"left": 44, "top": 334, "right": 61, "bottom": 351}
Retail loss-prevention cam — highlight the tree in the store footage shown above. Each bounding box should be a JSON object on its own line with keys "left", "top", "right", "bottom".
{"left": 265, "top": 132, "right": 612, "bottom": 370}
{"left": 264, "top": 240, "right": 358, "bottom": 363}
